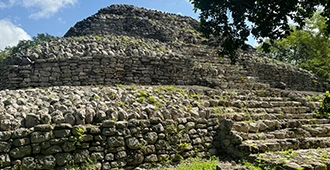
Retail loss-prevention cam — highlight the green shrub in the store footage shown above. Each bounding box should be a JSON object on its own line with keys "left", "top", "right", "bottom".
{"left": 0, "top": 47, "right": 12, "bottom": 64}
{"left": 0, "top": 33, "right": 56, "bottom": 64}
{"left": 318, "top": 91, "right": 330, "bottom": 117}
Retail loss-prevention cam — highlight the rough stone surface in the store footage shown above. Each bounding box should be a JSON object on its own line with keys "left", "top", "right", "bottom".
{"left": 0, "top": 5, "right": 328, "bottom": 92}
{"left": 0, "top": 3, "right": 328, "bottom": 170}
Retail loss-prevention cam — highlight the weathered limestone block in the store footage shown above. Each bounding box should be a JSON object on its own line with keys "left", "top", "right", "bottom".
{"left": 126, "top": 137, "right": 140, "bottom": 149}
{"left": 62, "top": 141, "right": 76, "bottom": 152}
{"left": 9, "top": 145, "right": 31, "bottom": 159}
{"left": 51, "top": 110, "right": 65, "bottom": 124}
{"left": 127, "top": 150, "right": 144, "bottom": 166}
{"left": 0, "top": 154, "right": 10, "bottom": 168}
{"left": 64, "top": 113, "right": 76, "bottom": 125}
{"left": 107, "top": 136, "right": 125, "bottom": 147}
{"left": 105, "top": 153, "right": 114, "bottom": 161}
{"left": 31, "top": 131, "right": 52, "bottom": 143}
{"left": 32, "top": 144, "right": 41, "bottom": 154}
{"left": 144, "top": 154, "right": 158, "bottom": 162}
{"left": 22, "top": 157, "right": 36, "bottom": 170}
{"left": 13, "top": 138, "right": 30, "bottom": 147}
{"left": 102, "top": 120, "right": 116, "bottom": 128}
{"left": 152, "top": 123, "right": 164, "bottom": 132}
{"left": 0, "top": 141, "right": 11, "bottom": 153}
{"left": 115, "top": 151, "right": 127, "bottom": 160}
{"left": 144, "top": 132, "right": 158, "bottom": 144}
{"left": 95, "top": 110, "right": 107, "bottom": 122}
{"left": 0, "top": 119, "right": 20, "bottom": 131}
{"left": 34, "top": 124, "right": 53, "bottom": 132}
{"left": 73, "top": 150, "right": 89, "bottom": 163}
{"left": 141, "top": 145, "right": 156, "bottom": 155}
{"left": 186, "top": 122, "right": 196, "bottom": 130}
{"left": 102, "top": 127, "right": 116, "bottom": 136}
{"left": 53, "top": 129, "right": 71, "bottom": 138}
{"left": 35, "top": 155, "right": 56, "bottom": 169}
{"left": 85, "top": 107, "right": 95, "bottom": 124}
{"left": 116, "top": 121, "right": 128, "bottom": 129}
{"left": 43, "top": 145, "right": 63, "bottom": 155}
{"left": 111, "top": 160, "right": 127, "bottom": 168}
{"left": 75, "top": 109, "right": 86, "bottom": 125}
{"left": 55, "top": 153, "right": 73, "bottom": 166}
{"left": 155, "top": 140, "right": 170, "bottom": 150}
{"left": 91, "top": 152, "right": 104, "bottom": 161}
{"left": 192, "top": 138, "right": 202, "bottom": 145}
{"left": 118, "top": 107, "right": 129, "bottom": 121}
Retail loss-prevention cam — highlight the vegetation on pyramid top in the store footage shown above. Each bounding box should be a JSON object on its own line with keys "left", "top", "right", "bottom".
{"left": 1, "top": 35, "right": 190, "bottom": 65}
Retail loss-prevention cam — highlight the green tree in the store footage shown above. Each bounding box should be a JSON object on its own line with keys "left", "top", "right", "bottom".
{"left": 0, "top": 47, "right": 12, "bottom": 64}
{"left": 190, "top": 0, "right": 330, "bottom": 63}
{"left": 0, "top": 33, "right": 56, "bottom": 64}
{"left": 11, "top": 33, "right": 56, "bottom": 54}
{"left": 259, "top": 10, "right": 330, "bottom": 80}
{"left": 318, "top": 91, "right": 330, "bottom": 117}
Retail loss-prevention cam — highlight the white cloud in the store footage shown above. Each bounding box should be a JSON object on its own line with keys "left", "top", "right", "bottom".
{"left": 0, "top": 0, "right": 77, "bottom": 19}
{"left": 0, "top": 0, "right": 18, "bottom": 8}
{"left": 0, "top": 2, "right": 6, "bottom": 8}
{"left": 22, "top": 0, "right": 77, "bottom": 19}
{"left": 0, "top": 19, "right": 31, "bottom": 50}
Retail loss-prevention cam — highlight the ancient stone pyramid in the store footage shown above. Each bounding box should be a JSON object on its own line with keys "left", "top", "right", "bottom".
{"left": 0, "top": 4, "right": 330, "bottom": 170}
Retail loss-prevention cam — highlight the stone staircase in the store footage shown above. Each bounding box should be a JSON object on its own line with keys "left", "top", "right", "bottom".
{"left": 183, "top": 83, "right": 327, "bottom": 169}
{"left": 161, "top": 48, "right": 329, "bottom": 169}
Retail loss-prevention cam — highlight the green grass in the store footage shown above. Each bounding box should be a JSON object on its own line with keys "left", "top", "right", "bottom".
{"left": 156, "top": 156, "right": 218, "bottom": 170}
{"left": 176, "top": 156, "right": 218, "bottom": 170}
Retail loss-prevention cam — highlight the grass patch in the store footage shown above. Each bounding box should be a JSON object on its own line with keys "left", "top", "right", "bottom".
{"left": 156, "top": 156, "right": 218, "bottom": 170}
{"left": 175, "top": 156, "right": 218, "bottom": 170}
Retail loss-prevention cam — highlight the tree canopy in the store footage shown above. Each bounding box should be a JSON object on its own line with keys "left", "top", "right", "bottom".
{"left": 190, "top": 0, "right": 330, "bottom": 63}
{"left": 259, "top": 10, "right": 330, "bottom": 80}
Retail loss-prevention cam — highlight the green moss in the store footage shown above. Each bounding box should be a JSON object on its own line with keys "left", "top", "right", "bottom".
{"left": 138, "top": 90, "right": 148, "bottom": 97}
{"left": 148, "top": 96, "right": 157, "bottom": 103}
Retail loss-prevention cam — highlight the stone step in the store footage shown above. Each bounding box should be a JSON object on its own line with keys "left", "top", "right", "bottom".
{"left": 228, "top": 113, "right": 316, "bottom": 121}
{"left": 247, "top": 148, "right": 330, "bottom": 170}
{"left": 233, "top": 118, "right": 329, "bottom": 133}
{"left": 302, "top": 124, "right": 330, "bottom": 137}
{"left": 232, "top": 119, "right": 330, "bottom": 133}
{"left": 239, "top": 137, "right": 330, "bottom": 154}
{"left": 210, "top": 113, "right": 318, "bottom": 122}
{"left": 233, "top": 96, "right": 291, "bottom": 102}
{"left": 214, "top": 100, "right": 303, "bottom": 109}
{"left": 236, "top": 124, "right": 330, "bottom": 141}
{"left": 207, "top": 106, "right": 311, "bottom": 115}
{"left": 264, "top": 106, "right": 310, "bottom": 114}
{"left": 236, "top": 128, "right": 304, "bottom": 141}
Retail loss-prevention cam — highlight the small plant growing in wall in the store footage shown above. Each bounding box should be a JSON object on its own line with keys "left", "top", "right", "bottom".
{"left": 317, "top": 91, "right": 330, "bottom": 117}
{"left": 138, "top": 90, "right": 148, "bottom": 97}
{"left": 179, "top": 142, "right": 189, "bottom": 148}
{"left": 148, "top": 96, "right": 157, "bottom": 104}
{"left": 74, "top": 127, "right": 84, "bottom": 145}
{"left": 137, "top": 96, "right": 146, "bottom": 103}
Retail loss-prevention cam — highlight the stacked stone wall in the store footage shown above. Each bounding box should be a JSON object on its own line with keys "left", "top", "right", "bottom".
{"left": 0, "top": 118, "right": 237, "bottom": 169}
{"left": 0, "top": 54, "right": 221, "bottom": 90}
{"left": 239, "top": 55, "right": 329, "bottom": 92}
{"left": 64, "top": 4, "right": 201, "bottom": 44}
{"left": 0, "top": 48, "right": 329, "bottom": 92}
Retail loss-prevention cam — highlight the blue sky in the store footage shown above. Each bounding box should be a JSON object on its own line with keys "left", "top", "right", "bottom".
{"left": 0, "top": 0, "right": 256, "bottom": 50}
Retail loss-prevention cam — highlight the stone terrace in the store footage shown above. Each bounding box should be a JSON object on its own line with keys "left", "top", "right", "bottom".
{"left": 0, "top": 4, "right": 329, "bottom": 170}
